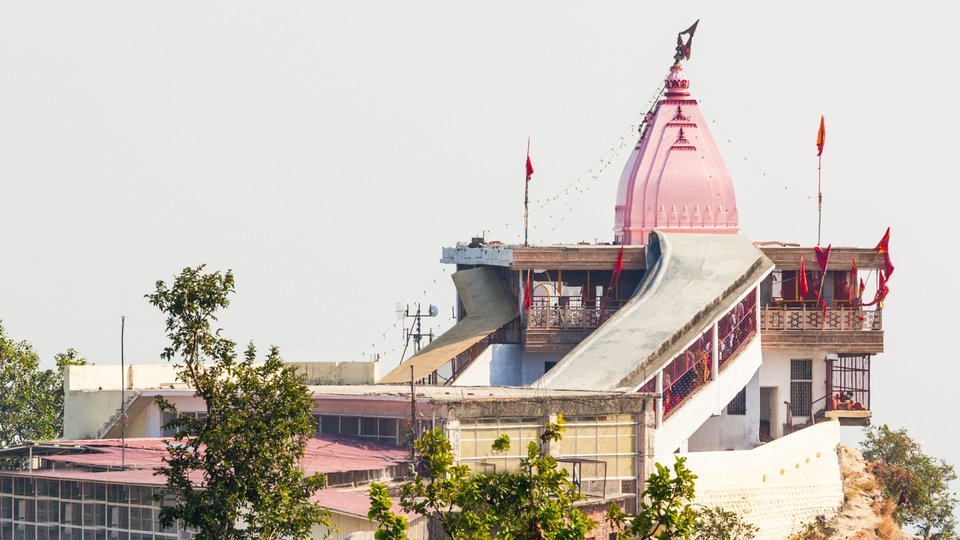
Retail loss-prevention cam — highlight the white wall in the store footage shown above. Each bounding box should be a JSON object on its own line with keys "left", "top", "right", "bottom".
{"left": 654, "top": 336, "right": 762, "bottom": 455}
{"left": 658, "top": 421, "right": 843, "bottom": 540}
{"left": 63, "top": 390, "right": 124, "bottom": 439}
{"left": 759, "top": 351, "right": 829, "bottom": 438}
{"left": 452, "top": 345, "right": 565, "bottom": 387}
{"left": 66, "top": 362, "right": 378, "bottom": 392}
{"left": 687, "top": 370, "right": 760, "bottom": 451}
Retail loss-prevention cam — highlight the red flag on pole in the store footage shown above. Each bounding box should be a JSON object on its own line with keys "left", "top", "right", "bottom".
{"left": 816, "top": 115, "right": 826, "bottom": 157}
{"left": 875, "top": 227, "right": 890, "bottom": 253}
{"left": 526, "top": 153, "right": 534, "bottom": 182}
{"left": 814, "top": 244, "right": 832, "bottom": 274}
{"left": 612, "top": 244, "right": 624, "bottom": 284}
{"left": 799, "top": 256, "right": 809, "bottom": 298}
{"left": 874, "top": 227, "right": 894, "bottom": 278}
{"left": 524, "top": 270, "right": 532, "bottom": 310}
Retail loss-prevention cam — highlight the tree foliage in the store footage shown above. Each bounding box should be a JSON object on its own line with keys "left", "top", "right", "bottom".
{"left": 368, "top": 417, "right": 594, "bottom": 539}
{"left": 147, "top": 266, "right": 329, "bottom": 540}
{"left": 861, "top": 424, "right": 958, "bottom": 539}
{"left": 0, "top": 322, "right": 87, "bottom": 448}
{"left": 691, "top": 506, "right": 758, "bottom": 540}
{"left": 607, "top": 457, "right": 699, "bottom": 540}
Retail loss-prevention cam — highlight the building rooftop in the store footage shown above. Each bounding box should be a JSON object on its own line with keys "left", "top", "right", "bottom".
{"left": 310, "top": 384, "right": 622, "bottom": 401}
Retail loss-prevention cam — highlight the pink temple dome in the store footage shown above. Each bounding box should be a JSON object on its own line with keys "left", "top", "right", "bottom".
{"left": 613, "top": 63, "right": 738, "bottom": 245}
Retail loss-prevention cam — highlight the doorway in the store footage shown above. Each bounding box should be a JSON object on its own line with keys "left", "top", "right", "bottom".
{"left": 759, "top": 387, "right": 777, "bottom": 442}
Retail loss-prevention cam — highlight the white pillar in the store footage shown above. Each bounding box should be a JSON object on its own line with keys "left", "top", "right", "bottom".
{"left": 655, "top": 371, "right": 664, "bottom": 428}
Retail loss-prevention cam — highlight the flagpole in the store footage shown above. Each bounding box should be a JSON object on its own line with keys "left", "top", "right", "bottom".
{"left": 524, "top": 136, "right": 530, "bottom": 247}
{"left": 817, "top": 153, "right": 822, "bottom": 246}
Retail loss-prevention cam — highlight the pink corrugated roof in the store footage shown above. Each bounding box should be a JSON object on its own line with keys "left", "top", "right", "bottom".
{"left": 7, "top": 435, "right": 408, "bottom": 487}
{"left": 312, "top": 489, "right": 417, "bottom": 520}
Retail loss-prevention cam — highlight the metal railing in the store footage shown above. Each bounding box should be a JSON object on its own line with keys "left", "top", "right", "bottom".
{"left": 760, "top": 304, "right": 882, "bottom": 332}
{"left": 718, "top": 292, "right": 757, "bottom": 370}
{"left": 661, "top": 328, "right": 714, "bottom": 419}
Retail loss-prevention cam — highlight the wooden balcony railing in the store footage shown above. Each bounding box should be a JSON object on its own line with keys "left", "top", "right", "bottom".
{"left": 526, "top": 299, "right": 628, "bottom": 330}
{"left": 760, "top": 305, "right": 882, "bottom": 332}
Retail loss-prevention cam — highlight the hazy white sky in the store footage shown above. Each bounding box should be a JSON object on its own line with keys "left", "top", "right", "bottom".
{"left": 1, "top": 2, "right": 956, "bottom": 466}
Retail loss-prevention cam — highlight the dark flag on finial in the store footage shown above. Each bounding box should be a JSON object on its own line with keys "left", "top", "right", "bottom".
{"left": 677, "top": 20, "right": 700, "bottom": 61}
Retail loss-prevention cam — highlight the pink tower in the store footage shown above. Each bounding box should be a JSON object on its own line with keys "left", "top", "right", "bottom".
{"left": 613, "top": 57, "right": 739, "bottom": 245}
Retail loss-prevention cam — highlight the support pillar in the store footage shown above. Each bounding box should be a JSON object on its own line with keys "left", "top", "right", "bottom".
{"left": 655, "top": 371, "right": 664, "bottom": 428}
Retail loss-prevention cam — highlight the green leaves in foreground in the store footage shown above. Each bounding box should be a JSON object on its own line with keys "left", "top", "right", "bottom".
{"left": 149, "top": 266, "right": 330, "bottom": 540}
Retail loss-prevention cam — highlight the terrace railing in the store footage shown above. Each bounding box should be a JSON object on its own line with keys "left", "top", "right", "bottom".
{"left": 760, "top": 305, "right": 882, "bottom": 332}
{"left": 527, "top": 298, "right": 629, "bottom": 330}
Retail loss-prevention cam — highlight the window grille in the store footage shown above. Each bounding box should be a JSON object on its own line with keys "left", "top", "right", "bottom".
{"left": 791, "top": 359, "right": 813, "bottom": 417}
{"left": 726, "top": 387, "right": 747, "bottom": 415}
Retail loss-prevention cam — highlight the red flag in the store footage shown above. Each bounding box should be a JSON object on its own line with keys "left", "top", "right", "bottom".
{"left": 524, "top": 270, "right": 532, "bottom": 310}
{"left": 799, "top": 256, "right": 809, "bottom": 298}
{"left": 874, "top": 228, "right": 894, "bottom": 278}
{"left": 816, "top": 115, "right": 826, "bottom": 157}
{"left": 814, "top": 244, "right": 832, "bottom": 274}
{"left": 875, "top": 227, "right": 890, "bottom": 253}
{"left": 858, "top": 278, "right": 866, "bottom": 302}
{"left": 526, "top": 154, "right": 534, "bottom": 182}
{"left": 612, "top": 245, "right": 624, "bottom": 284}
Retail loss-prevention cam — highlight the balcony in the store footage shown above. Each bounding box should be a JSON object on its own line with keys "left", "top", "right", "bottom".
{"left": 759, "top": 304, "right": 883, "bottom": 353}
{"left": 524, "top": 299, "right": 627, "bottom": 353}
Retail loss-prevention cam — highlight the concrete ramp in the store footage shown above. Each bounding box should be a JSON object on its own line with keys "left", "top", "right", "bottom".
{"left": 381, "top": 267, "right": 518, "bottom": 384}
{"left": 536, "top": 232, "right": 774, "bottom": 391}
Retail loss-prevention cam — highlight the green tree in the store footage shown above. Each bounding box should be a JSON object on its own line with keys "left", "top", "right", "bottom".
{"left": 368, "top": 417, "right": 594, "bottom": 539}
{"left": 0, "top": 323, "right": 87, "bottom": 448}
{"left": 607, "top": 457, "right": 699, "bottom": 540}
{"left": 147, "top": 266, "right": 330, "bottom": 540}
{"left": 691, "top": 506, "right": 757, "bottom": 540}
{"left": 861, "top": 424, "right": 958, "bottom": 539}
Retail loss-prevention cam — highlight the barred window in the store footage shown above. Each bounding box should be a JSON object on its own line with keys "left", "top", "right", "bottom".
{"left": 726, "top": 387, "right": 747, "bottom": 415}
{"left": 791, "top": 359, "right": 813, "bottom": 417}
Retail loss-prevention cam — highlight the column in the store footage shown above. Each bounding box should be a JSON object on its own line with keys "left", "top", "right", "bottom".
{"left": 655, "top": 371, "right": 664, "bottom": 428}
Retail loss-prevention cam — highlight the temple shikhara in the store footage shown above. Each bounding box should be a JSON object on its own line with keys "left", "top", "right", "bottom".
{"left": 0, "top": 24, "right": 892, "bottom": 540}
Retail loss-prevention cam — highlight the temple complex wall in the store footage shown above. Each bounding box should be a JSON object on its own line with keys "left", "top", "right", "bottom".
{"left": 660, "top": 420, "right": 843, "bottom": 539}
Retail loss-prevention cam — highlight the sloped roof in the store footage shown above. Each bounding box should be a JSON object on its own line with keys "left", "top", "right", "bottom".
{"left": 535, "top": 232, "right": 773, "bottom": 391}
{"left": 380, "top": 267, "right": 518, "bottom": 383}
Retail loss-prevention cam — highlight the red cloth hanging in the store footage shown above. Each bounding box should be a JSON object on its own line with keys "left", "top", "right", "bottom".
{"left": 799, "top": 256, "right": 809, "bottom": 298}
{"left": 814, "top": 244, "right": 832, "bottom": 274}
{"left": 523, "top": 270, "right": 532, "bottom": 310}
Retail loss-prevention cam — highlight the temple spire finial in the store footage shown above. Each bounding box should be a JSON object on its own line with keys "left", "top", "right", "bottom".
{"left": 674, "top": 19, "right": 700, "bottom": 66}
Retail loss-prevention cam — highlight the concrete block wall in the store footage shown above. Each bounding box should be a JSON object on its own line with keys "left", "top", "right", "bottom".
{"left": 658, "top": 420, "right": 843, "bottom": 539}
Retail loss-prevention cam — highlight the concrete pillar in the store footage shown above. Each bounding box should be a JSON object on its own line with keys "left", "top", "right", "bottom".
{"left": 445, "top": 420, "right": 461, "bottom": 461}
{"left": 546, "top": 413, "right": 561, "bottom": 457}
{"left": 655, "top": 371, "right": 664, "bottom": 428}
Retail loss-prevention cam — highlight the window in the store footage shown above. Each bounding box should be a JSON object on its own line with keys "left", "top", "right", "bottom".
{"left": 315, "top": 415, "right": 402, "bottom": 445}
{"left": 726, "top": 387, "right": 747, "bottom": 415}
{"left": 161, "top": 411, "right": 208, "bottom": 437}
{"left": 791, "top": 359, "right": 813, "bottom": 417}
{"left": 544, "top": 361, "right": 559, "bottom": 373}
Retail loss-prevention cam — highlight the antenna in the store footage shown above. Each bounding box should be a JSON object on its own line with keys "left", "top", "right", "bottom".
{"left": 120, "top": 315, "right": 126, "bottom": 468}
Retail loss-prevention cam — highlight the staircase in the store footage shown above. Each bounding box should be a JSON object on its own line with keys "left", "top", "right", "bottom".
{"left": 96, "top": 392, "right": 140, "bottom": 439}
